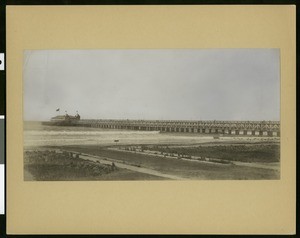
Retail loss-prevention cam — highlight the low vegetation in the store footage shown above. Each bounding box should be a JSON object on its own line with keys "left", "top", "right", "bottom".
{"left": 24, "top": 149, "right": 166, "bottom": 181}
{"left": 131, "top": 143, "right": 280, "bottom": 163}
{"left": 24, "top": 150, "right": 118, "bottom": 181}
{"left": 60, "top": 144, "right": 280, "bottom": 180}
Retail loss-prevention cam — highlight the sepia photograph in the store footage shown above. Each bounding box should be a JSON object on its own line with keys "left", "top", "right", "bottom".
{"left": 7, "top": 6, "right": 295, "bottom": 234}
{"left": 23, "top": 49, "right": 280, "bottom": 181}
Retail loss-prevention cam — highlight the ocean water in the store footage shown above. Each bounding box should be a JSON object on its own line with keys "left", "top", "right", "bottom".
{"left": 23, "top": 121, "right": 217, "bottom": 147}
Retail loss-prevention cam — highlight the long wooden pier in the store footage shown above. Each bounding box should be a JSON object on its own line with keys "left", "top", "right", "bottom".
{"left": 74, "top": 119, "right": 280, "bottom": 137}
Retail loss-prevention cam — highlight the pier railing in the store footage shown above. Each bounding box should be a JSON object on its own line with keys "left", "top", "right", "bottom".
{"left": 75, "top": 119, "right": 280, "bottom": 136}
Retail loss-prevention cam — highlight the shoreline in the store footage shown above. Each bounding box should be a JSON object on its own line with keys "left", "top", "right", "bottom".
{"left": 22, "top": 124, "right": 280, "bottom": 181}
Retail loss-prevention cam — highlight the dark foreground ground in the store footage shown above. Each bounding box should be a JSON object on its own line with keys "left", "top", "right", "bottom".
{"left": 53, "top": 141, "right": 280, "bottom": 180}
{"left": 135, "top": 141, "right": 280, "bottom": 163}
{"left": 24, "top": 150, "right": 167, "bottom": 181}
{"left": 24, "top": 140, "right": 280, "bottom": 180}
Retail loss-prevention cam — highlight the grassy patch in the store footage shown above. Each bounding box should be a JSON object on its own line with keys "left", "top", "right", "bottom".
{"left": 141, "top": 143, "right": 280, "bottom": 163}
{"left": 24, "top": 150, "right": 165, "bottom": 181}
{"left": 59, "top": 145, "right": 280, "bottom": 180}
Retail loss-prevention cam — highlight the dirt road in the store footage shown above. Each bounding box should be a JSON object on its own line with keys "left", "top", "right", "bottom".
{"left": 62, "top": 150, "right": 185, "bottom": 180}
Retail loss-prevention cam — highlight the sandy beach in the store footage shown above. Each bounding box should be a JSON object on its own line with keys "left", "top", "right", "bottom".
{"left": 23, "top": 122, "right": 280, "bottom": 181}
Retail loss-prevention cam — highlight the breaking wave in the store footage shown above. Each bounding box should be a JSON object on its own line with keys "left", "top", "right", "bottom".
{"left": 23, "top": 123, "right": 215, "bottom": 147}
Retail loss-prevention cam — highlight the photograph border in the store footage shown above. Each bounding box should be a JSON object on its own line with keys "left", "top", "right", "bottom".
{"left": 6, "top": 5, "right": 296, "bottom": 234}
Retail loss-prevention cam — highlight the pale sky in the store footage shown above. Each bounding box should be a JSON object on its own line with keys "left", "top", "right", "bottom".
{"left": 23, "top": 49, "right": 280, "bottom": 121}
